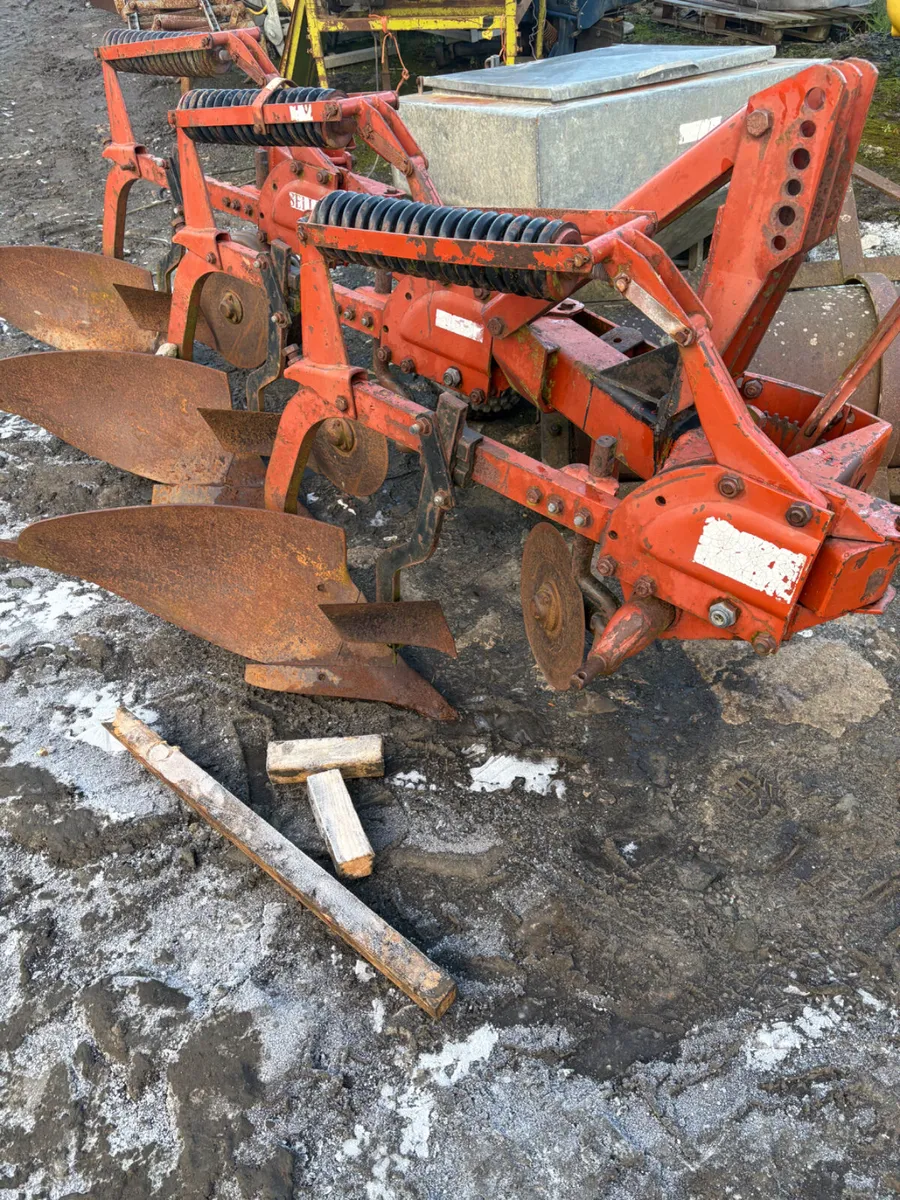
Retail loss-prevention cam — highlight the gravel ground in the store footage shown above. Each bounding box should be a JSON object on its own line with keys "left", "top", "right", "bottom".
{"left": 0, "top": 7, "right": 898, "bottom": 1199}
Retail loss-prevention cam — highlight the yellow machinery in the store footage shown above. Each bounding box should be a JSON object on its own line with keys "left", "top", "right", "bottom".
{"left": 890, "top": 0, "right": 900, "bottom": 35}
{"left": 280, "top": 0, "right": 518, "bottom": 86}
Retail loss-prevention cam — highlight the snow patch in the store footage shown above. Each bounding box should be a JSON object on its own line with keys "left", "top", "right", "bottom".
{"left": 468, "top": 754, "right": 562, "bottom": 797}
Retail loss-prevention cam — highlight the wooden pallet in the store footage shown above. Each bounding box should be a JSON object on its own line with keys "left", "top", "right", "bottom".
{"left": 653, "top": 0, "right": 867, "bottom": 44}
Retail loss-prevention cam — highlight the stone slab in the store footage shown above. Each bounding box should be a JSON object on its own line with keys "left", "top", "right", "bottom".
{"left": 423, "top": 43, "right": 776, "bottom": 103}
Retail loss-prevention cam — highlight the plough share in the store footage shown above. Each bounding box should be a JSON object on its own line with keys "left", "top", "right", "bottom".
{"left": 1, "top": 26, "right": 899, "bottom": 718}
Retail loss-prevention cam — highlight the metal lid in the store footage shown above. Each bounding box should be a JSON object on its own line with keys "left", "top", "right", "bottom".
{"left": 422, "top": 44, "right": 776, "bottom": 103}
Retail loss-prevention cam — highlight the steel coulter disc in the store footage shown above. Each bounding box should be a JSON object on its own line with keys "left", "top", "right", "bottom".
{"left": 521, "top": 522, "right": 586, "bottom": 690}
{"left": 308, "top": 418, "right": 390, "bottom": 498}
{"left": 0, "top": 351, "right": 233, "bottom": 484}
{"left": 198, "top": 274, "right": 270, "bottom": 370}
{"left": 0, "top": 246, "right": 160, "bottom": 353}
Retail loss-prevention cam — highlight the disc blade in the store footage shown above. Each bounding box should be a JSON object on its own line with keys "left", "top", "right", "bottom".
{"left": 308, "top": 418, "right": 390, "bottom": 498}
{"left": 319, "top": 601, "right": 457, "bottom": 657}
{"left": 0, "top": 247, "right": 159, "bottom": 352}
{"left": 0, "top": 351, "right": 232, "bottom": 484}
{"left": 521, "top": 522, "right": 586, "bottom": 690}
{"left": 198, "top": 274, "right": 269, "bottom": 370}
{"left": 114, "top": 280, "right": 266, "bottom": 370}
{"left": 12, "top": 505, "right": 363, "bottom": 665}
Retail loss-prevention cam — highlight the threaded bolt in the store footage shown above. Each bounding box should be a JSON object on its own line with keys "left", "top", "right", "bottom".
{"left": 595, "top": 555, "right": 616, "bottom": 578}
{"left": 632, "top": 576, "right": 656, "bottom": 599}
{"left": 752, "top": 633, "right": 777, "bottom": 657}
{"left": 546, "top": 496, "right": 564, "bottom": 516}
{"left": 786, "top": 502, "right": 813, "bottom": 528}
{"left": 573, "top": 509, "right": 591, "bottom": 529}
{"left": 469, "top": 389, "right": 486, "bottom": 406}
{"left": 361, "top": 314, "right": 374, "bottom": 329}
{"left": 442, "top": 367, "right": 462, "bottom": 388}
{"left": 526, "top": 487, "right": 542, "bottom": 505}
{"left": 718, "top": 475, "right": 744, "bottom": 499}
{"left": 709, "top": 600, "right": 738, "bottom": 628}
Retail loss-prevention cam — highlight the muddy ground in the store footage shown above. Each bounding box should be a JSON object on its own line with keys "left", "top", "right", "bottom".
{"left": 1, "top": 5, "right": 899, "bottom": 1199}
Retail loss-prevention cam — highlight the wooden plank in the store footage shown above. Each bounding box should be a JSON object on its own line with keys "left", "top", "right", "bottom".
{"left": 267, "top": 733, "right": 384, "bottom": 784}
{"left": 306, "top": 769, "right": 375, "bottom": 879}
{"left": 106, "top": 709, "right": 455, "bottom": 1019}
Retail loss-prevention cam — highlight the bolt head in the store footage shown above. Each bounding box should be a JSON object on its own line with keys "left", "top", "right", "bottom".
{"left": 342, "top": 307, "right": 356, "bottom": 321}
{"left": 291, "top": 162, "right": 304, "bottom": 177}
{"left": 614, "top": 275, "right": 630, "bottom": 293}
{"left": 708, "top": 600, "right": 738, "bottom": 628}
{"left": 752, "top": 633, "right": 778, "bottom": 657}
{"left": 469, "top": 389, "right": 486, "bottom": 406}
{"left": 526, "top": 487, "right": 542, "bottom": 505}
{"left": 442, "top": 367, "right": 462, "bottom": 388}
{"left": 717, "top": 474, "right": 745, "bottom": 500}
{"left": 486, "top": 318, "right": 506, "bottom": 339}
{"left": 573, "top": 514, "right": 586, "bottom": 528}
{"left": 400, "top": 357, "right": 415, "bottom": 375}
{"left": 317, "top": 169, "right": 330, "bottom": 184}
{"left": 547, "top": 497, "right": 563, "bottom": 515}
{"left": 361, "top": 313, "right": 374, "bottom": 328}
{"left": 632, "top": 576, "right": 656, "bottom": 599}
{"left": 335, "top": 395, "right": 349, "bottom": 413}
{"left": 742, "top": 378, "right": 764, "bottom": 400}
{"left": 376, "top": 346, "right": 391, "bottom": 363}
{"left": 595, "top": 555, "right": 617, "bottom": 578}
{"left": 786, "top": 502, "right": 813, "bottom": 528}
{"left": 746, "top": 108, "right": 773, "bottom": 138}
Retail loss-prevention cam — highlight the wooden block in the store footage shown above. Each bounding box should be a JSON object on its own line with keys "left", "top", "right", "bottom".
{"left": 306, "top": 769, "right": 375, "bottom": 879}
{"left": 266, "top": 734, "right": 384, "bottom": 785}
{"left": 106, "top": 709, "right": 455, "bottom": 1019}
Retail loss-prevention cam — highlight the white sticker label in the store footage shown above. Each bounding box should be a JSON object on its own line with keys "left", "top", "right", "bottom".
{"left": 289, "top": 192, "right": 316, "bottom": 212}
{"left": 692, "top": 517, "right": 807, "bottom": 603}
{"left": 435, "top": 309, "right": 484, "bottom": 342}
{"left": 678, "top": 115, "right": 722, "bottom": 145}
{"left": 288, "top": 103, "right": 314, "bottom": 122}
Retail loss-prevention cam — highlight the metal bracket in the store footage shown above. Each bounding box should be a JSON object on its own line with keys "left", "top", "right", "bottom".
{"left": 247, "top": 240, "right": 291, "bottom": 413}
{"left": 198, "top": 0, "right": 221, "bottom": 32}
{"left": 157, "top": 157, "right": 186, "bottom": 294}
{"left": 375, "top": 392, "right": 467, "bottom": 603}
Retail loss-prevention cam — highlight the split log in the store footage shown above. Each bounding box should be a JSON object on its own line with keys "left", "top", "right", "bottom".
{"left": 306, "top": 769, "right": 374, "bottom": 879}
{"left": 106, "top": 708, "right": 455, "bottom": 1018}
{"left": 267, "top": 734, "right": 384, "bottom": 784}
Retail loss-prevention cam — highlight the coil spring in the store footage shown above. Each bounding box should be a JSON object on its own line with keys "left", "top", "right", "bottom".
{"left": 312, "top": 191, "right": 581, "bottom": 299}
{"left": 178, "top": 87, "right": 342, "bottom": 148}
{"left": 103, "top": 28, "right": 229, "bottom": 77}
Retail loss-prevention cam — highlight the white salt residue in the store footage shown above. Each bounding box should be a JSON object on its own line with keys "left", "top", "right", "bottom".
{"left": 621, "top": 842, "right": 638, "bottom": 859}
{"left": 59, "top": 683, "right": 158, "bottom": 755}
{"left": 354, "top": 960, "right": 376, "bottom": 983}
{"left": 463, "top": 742, "right": 487, "bottom": 758}
{"left": 0, "top": 577, "right": 102, "bottom": 650}
{"left": 416, "top": 1024, "right": 499, "bottom": 1087}
{"left": 0, "top": 414, "right": 53, "bottom": 441}
{"left": 468, "top": 754, "right": 561, "bottom": 797}
{"left": 379, "top": 1026, "right": 499, "bottom": 1167}
{"left": 370, "top": 510, "right": 387, "bottom": 528}
{"left": 744, "top": 1003, "right": 842, "bottom": 1070}
{"left": 371, "top": 998, "right": 385, "bottom": 1033}
{"left": 339, "top": 1124, "right": 371, "bottom": 1160}
{"left": 390, "top": 770, "right": 433, "bottom": 791}
{"left": 857, "top": 989, "right": 884, "bottom": 1011}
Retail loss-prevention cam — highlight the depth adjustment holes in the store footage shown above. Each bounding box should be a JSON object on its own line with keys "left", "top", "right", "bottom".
{"left": 777, "top": 206, "right": 796, "bottom": 227}
{"left": 799, "top": 120, "right": 816, "bottom": 139}
{"left": 786, "top": 179, "right": 802, "bottom": 197}
{"left": 792, "top": 148, "right": 811, "bottom": 170}
{"left": 804, "top": 87, "right": 826, "bottom": 111}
